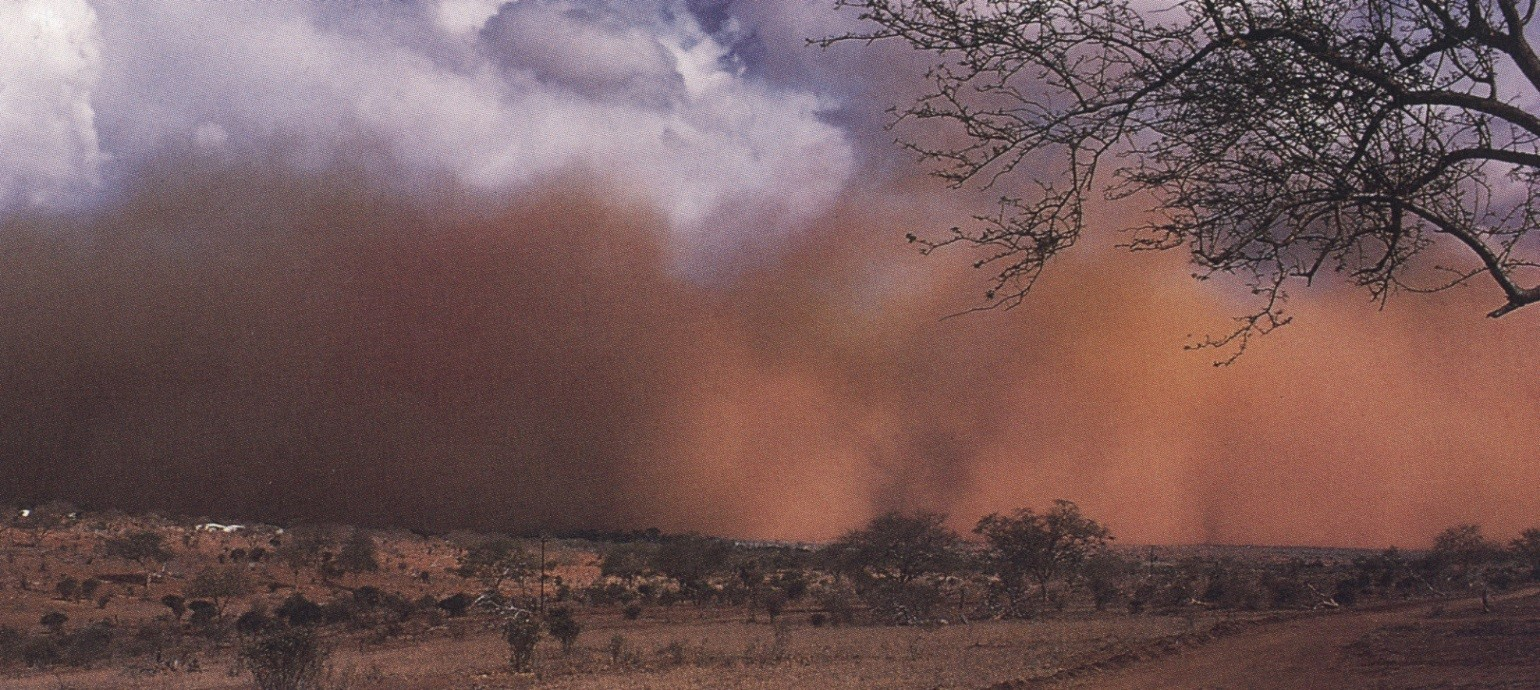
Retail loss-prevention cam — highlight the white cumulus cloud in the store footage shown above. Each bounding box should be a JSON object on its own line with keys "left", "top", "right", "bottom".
{"left": 1, "top": 0, "right": 854, "bottom": 267}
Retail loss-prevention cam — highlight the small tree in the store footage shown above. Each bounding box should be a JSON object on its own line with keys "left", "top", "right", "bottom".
{"left": 1430, "top": 523, "right": 1498, "bottom": 587}
{"left": 39, "top": 611, "right": 68, "bottom": 634}
{"left": 1511, "top": 528, "right": 1540, "bottom": 581}
{"left": 333, "top": 530, "right": 379, "bottom": 580}
{"left": 276, "top": 526, "right": 333, "bottom": 586}
{"left": 974, "top": 500, "right": 1113, "bottom": 616}
{"left": 79, "top": 577, "right": 101, "bottom": 601}
{"left": 241, "top": 625, "right": 328, "bottom": 690}
{"left": 503, "top": 610, "right": 542, "bottom": 673}
{"left": 104, "top": 530, "right": 173, "bottom": 589}
{"left": 453, "top": 539, "right": 535, "bottom": 592}
{"left": 599, "top": 542, "right": 655, "bottom": 581}
{"left": 650, "top": 535, "right": 732, "bottom": 601}
{"left": 545, "top": 606, "right": 582, "bottom": 655}
{"left": 187, "top": 566, "right": 254, "bottom": 617}
{"left": 826, "top": 511, "right": 963, "bottom": 623}
{"left": 275, "top": 593, "right": 324, "bottom": 627}
{"left": 161, "top": 594, "right": 187, "bottom": 620}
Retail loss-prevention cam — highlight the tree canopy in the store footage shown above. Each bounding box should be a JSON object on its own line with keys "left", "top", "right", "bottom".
{"left": 829, "top": 0, "right": 1540, "bottom": 359}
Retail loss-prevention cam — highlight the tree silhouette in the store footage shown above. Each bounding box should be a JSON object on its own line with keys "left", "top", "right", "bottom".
{"left": 974, "top": 500, "right": 1112, "bottom": 615}
{"left": 828, "top": 0, "right": 1540, "bottom": 359}
{"left": 104, "top": 530, "right": 173, "bottom": 589}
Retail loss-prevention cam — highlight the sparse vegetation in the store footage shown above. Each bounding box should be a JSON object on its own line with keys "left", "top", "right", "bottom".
{"left": 0, "top": 502, "right": 1537, "bottom": 687}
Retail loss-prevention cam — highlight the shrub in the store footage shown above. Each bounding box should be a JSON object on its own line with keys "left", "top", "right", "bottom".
{"left": 22, "top": 636, "right": 60, "bottom": 668}
{"left": 454, "top": 538, "right": 534, "bottom": 590}
{"left": 438, "top": 593, "right": 473, "bottom": 618}
{"left": 161, "top": 594, "right": 187, "bottom": 620}
{"left": 187, "top": 566, "right": 254, "bottom": 616}
{"left": 503, "top": 612, "right": 542, "bottom": 673}
{"left": 0, "top": 625, "right": 23, "bottom": 666}
{"left": 40, "top": 611, "right": 68, "bottom": 633}
{"left": 622, "top": 602, "right": 643, "bottom": 620}
{"left": 237, "top": 606, "right": 273, "bottom": 636}
{"left": 241, "top": 625, "right": 328, "bottom": 690}
{"left": 276, "top": 593, "right": 324, "bottom": 627}
{"left": 187, "top": 600, "right": 217, "bottom": 627}
{"left": 334, "top": 530, "right": 380, "bottom": 579}
{"left": 760, "top": 588, "right": 789, "bottom": 621}
{"left": 546, "top": 607, "right": 581, "bottom": 654}
{"left": 61, "top": 622, "right": 114, "bottom": 666}
{"left": 55, "top": 577, "right": 79, "bottom": 600}
{"left": 815, "top": 587, "right": 857, "bottom": 626}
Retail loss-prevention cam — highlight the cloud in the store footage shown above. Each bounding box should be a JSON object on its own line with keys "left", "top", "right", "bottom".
{"left": 0, "top": 0, "right": 103, "bottom": 210}
{"left": 2, "top": 0, "right": 853, "bottom": 272}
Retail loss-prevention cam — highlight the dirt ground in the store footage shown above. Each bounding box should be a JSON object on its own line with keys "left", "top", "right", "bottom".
{"left": 1049, "top": 587, "right": 1540, "bottom": 690}
{"left": 14, "top": 589, "right": 1539, "bottom": 689}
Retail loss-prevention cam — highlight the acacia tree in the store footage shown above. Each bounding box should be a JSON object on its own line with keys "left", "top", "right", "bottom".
{"left": 825, "top": 511, "right": 963, "bottom": 622}
{"left": 1511, "top": 527, "right": 1540, "bottom": 579}
{"left": 828, "top": 0, "right": 1540, "bottom": 359}
{"left": 187, "top": 566, "right": 254, "bottom": 617}
{"left": 454, "top": 539, "right": 535, "bottom": 592}
{"left": 974, "top": 500, "right": 1112, "bottom": 616}
{"left": 105, "top": 530, "right": 174, "bottom": 589}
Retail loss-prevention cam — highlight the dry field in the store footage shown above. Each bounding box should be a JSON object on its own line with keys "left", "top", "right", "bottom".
{"left": 3, "top": 513, "right": 1537, "bottom": 689}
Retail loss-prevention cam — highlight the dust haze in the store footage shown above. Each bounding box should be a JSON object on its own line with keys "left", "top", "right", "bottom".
{"left": 1, "top": 151, "right": 1535, "bottom": 548}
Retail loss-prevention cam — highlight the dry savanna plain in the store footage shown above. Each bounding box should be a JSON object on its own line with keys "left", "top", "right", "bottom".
{"left": 1, "top": 505, "right": 1538, "bottom": 689}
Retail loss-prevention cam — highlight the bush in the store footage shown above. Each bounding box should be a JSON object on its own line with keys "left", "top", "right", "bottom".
{"left": 22, "top": 636, "right": 60, "bottom": 668}
{"left": 815, "top": 587, "right": 857, "bottom": 626}
{"left": 546, "top": 607, "right": 582, "bottom": 654}
{"left": 241, "top": 625, "right": 328, "bottom": 690}
{"left": 276, "top": 593, "right": 323, "bottom": 627}
{"left": 187, "top": 566, "right": 254, "bottom": 616}
{"left": 0, "top": 625, "right": 23, "bottom": 666}
{"left": 760, "top": 588, "right": 788, "bottom": 621}
{"left": 187, "top": 600, "right": 217, "bottom": 627}
{"left": 40, "top": 611, "right": 68, "bottom": 633}
{"left": 237, "top": 606, "right": 273, "bottom": 635}
{"left": 622, "top": 602, "right": 643, "bottom": 620}
{"left": 61, "top": 622, "right": 114, "bottom": 666}
{"left": 55, "top": 576, "right": 79, "bottom": 600}
{"left": 161, "top": 594, "right": 187, "bottom": 620}
{"left": 80, "top": 577, "right": 101, "bottom": 600}
{"left": 438, "top": 593, "right": 473, "bottom": 618}
{"left": 503, "top": 612, "right": 542, "bottom": 673}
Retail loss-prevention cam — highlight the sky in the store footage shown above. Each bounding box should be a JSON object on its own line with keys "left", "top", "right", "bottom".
{"left": 0, "top": 0, "right": 1537, "bottom": 547}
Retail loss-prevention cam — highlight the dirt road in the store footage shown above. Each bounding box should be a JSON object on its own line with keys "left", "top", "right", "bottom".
{"left": 1056, "top": 588, "right": 1540, "bottom": 689}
